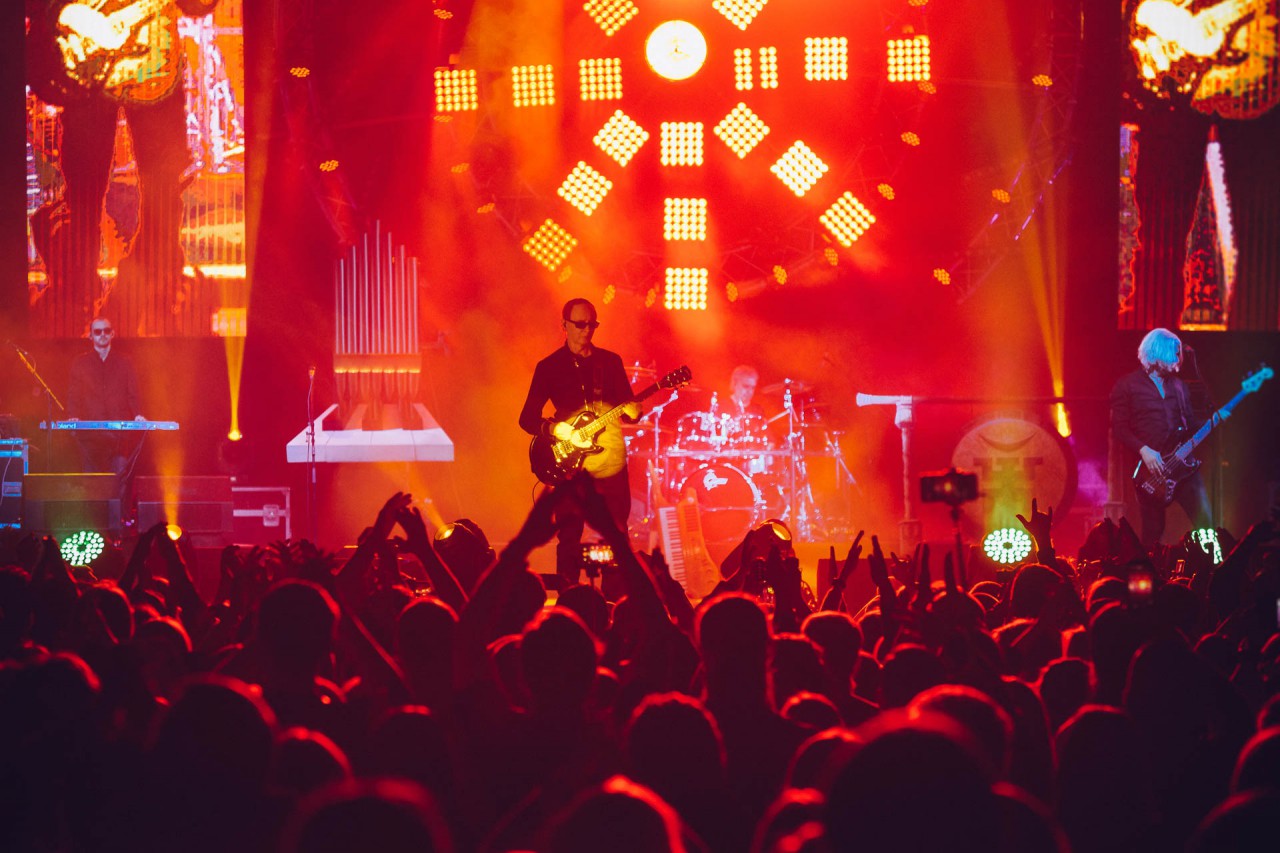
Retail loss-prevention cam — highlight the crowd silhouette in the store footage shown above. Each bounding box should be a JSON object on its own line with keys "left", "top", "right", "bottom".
{"left": 2, "top": 476, "right": 1279, "bottom": 852}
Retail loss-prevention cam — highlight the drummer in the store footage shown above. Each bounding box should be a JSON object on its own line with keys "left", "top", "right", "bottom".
{"left": 727, "top": 364, "right": 764, "bottom": 418}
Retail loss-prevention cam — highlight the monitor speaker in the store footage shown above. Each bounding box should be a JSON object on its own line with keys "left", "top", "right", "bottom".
{"left": 24, "top": 473, "right": 121, "bottom": 534}
{"left": 136, "top": 476, "right": 233, "bottom": 546}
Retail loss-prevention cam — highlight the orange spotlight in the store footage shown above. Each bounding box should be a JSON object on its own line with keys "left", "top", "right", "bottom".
{"left": 227, "top": 429, "right": 243, "bottom": 441}
{"left": 165, "top": 524, "right": 183, "bottom": 541}
{"left": 901, "top": 131, "right": 921, "bottom": 146}
{"left": 992, "top": 188, "right": 1011, "bottom": 204}
{"left": 877, "top": 183, "right": 895, "bottom": 200}
{"left": 933, "top": 268, "right": 951, "bottom": 285}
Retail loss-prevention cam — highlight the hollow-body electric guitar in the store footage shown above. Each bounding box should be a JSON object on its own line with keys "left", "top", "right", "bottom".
{"left": 1133, "top": 364, "right": 1272, "bottom": 505}
{"left": 530, "top": 365, "right": 691, "bottom": 485}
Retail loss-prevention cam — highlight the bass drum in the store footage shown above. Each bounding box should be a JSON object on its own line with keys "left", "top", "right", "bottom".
{"left": 678, "top": 464, "right": 764, "bottom": 562}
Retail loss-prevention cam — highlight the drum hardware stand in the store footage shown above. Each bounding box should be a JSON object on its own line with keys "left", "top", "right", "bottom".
{"left": 823, "top": 430, "right": 860, "bottom": 539}
{"left": 781, "top": 383, "right": 825, "bottom": 541}
{"left": 632, "top": 391, "right": 679, "bottom": 545}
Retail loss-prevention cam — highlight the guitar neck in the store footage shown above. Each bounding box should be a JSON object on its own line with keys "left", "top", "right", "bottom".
{"left": 1177, "top": 388, "right": 1250, "bottom": 458}
{"left": 576, "top": 382, "right": 661, "bottom": 440}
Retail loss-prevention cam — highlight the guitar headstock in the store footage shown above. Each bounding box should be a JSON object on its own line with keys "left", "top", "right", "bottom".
{"left": 660, "top": 365, "right": 693, "bottom": 390}
{"left": 1242, "top": 364, "right": 1274, "bottom": 393}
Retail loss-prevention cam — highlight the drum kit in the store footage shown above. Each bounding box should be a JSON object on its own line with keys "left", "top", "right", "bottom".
{"left": 623, "top": 366, "right": 856, "bottom": 554}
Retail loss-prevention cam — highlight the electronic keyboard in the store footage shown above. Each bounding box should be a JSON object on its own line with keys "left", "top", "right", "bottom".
{"left": 41, "top": 420, "right": 180, "bottom": 431}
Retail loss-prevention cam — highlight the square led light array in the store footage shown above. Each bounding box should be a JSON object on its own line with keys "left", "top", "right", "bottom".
{"left": 664, "top": 267, "right": 709, "bottom": 310}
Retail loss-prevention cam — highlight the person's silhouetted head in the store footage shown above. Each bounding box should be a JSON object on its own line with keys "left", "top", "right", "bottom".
{"left": 282, "top": 778, "right": 454, "bottom": 853}
{"left": 541, "top": 775, "right": 685, "bottom": 853}
{"left": 625, "top": 692, "right": 725, "bottom": 801}
{"left": 909, "top": 684, "right": 1013, "bottom": 779}
{"left": 520, "top": 607, "right": 600, "bottom": 714}
{"left": 269, "top": 727, "right": 351, "bottom": 795}
{"left": 1231, "top": 726, "right": 1280, "bottom": 793}
{"left": 823, "top": 713, "right": 998, "bottom": 853}
{"left": 255, "top": 581, "right": 339, "bottom": 676}
{"left": 1187, "top": 790, "right": 1280, "bottom": 853}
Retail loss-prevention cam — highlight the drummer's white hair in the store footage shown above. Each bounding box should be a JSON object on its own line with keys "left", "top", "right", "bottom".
{"left": 1137, "top": 328, "right": 1182, "bottom": 372}
{"left": 731, "top": 364, "right": 758, "bottom": 384}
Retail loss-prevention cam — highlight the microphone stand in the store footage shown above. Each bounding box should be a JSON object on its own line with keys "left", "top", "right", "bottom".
{"left": 12, "top": 345, "right": 66, "bottom": 472}
{"left": 306, "top": 367, "right": 318, "bottom": 542}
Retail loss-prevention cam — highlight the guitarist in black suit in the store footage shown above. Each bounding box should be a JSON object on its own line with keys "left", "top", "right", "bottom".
{"left": 519, "top": 298, "right": 639, "bottom": 583}
{"left": 1110, "top": 327, "right": 1211, "bottom": 549}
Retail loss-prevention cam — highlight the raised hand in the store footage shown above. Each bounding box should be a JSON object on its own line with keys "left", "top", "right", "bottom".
{"left": 836, "top": 531, "right": 865, "bottom": 589}
{"left": 868, "top": 535, "right": 896, "bottom": 614}
{"left": 373, "top": 492, "right": 414, "bottom": 542}
{"left": 1015, "top": 498, "right": 1054, "bottom": 553}
{"left": 912, "top": 542, "right": 933, "bottom": 611}
{"left": 396, "top": 503, "right": 432, "bottom": 551}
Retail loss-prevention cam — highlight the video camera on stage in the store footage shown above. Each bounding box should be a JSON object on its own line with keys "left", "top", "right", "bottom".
{"left": 919, "top": 467, "right": 978, "bottom": 507}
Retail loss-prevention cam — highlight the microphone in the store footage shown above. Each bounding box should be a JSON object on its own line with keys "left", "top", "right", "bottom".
{"left": 7, "top": 340, "right": 29, "bottom": 356}
{"left": 308, "top": 365, "right": 316, "bottom": 379}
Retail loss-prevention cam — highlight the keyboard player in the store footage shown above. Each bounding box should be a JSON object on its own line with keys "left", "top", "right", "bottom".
{"left": 67, "top": 318, "right": 146, "bottom": 478}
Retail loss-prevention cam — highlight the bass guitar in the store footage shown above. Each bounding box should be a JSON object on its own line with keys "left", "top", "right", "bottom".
{"left": 530, "top": 365, "right": 691, "bottom": 485}
{"left": 1133, "top": 364, "right": 1272, "bottom": 505}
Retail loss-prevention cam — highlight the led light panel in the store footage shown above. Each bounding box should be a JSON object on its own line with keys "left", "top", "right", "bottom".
{"left": 664, "top": 197, "right": 708, "bottom": 241}
{"left": 523, "top": 219, "right": 578, "bottom": 271}
{"left": 664, "top": 267, "right": 709, "bottom": 310}
{"left": 713, "top": 0, "right": 769, "bottom": 31}
{"left": 805, "top": 37, "right": 849, "bottom": 81}
{"left": 434, "top": 67, "right": 479, "bottom": 112}
{"left": 512, "top": 64, "right": 555, "bottom": 107}
{"left": 819, "top": 192, "right": 876, "bottom": 246}
{"left": 734, "top": 48, "right": 753, "bottom": 90}
{"left": 661, "top": 122, "right": 704, "bottom": 166}
{"left": 557, "top": 162, "right": 613, "bottom": 216}
{"left": 771, "top": 141, "right": 828, "bottom": 197}
{"left": 759, "top": 46, "right": 778, "bottom": 89}
{"left": 579, "top": 57, "right": 624, "bottom": 100}
{"left": 593, "top": 110, "right": 650, "bottom": 166}
{"left": 584, "top": 0, "right": 639, "bottom": 36}
{"left": 887, "top": 35, "right": 931, "bottom": 82}
{"left": 714, "top": 102, "right": 770, "bottom": 159}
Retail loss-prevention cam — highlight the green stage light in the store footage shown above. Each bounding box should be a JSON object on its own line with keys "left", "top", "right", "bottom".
{"left": 61, "top": 530, "right": 106, "bottom": 567}
{"left": 1191, "top": 528, "right": 1223, "bottom": 564}
{"left": 983, "top": 527, "right": 1032, "bottom": 565}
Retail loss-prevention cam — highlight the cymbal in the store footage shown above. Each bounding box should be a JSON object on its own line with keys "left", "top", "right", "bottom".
{"left": 760, "top": 378, "right": 813, "bottom": 396}
{"left": 626, "top": 365, "right": 658, "bottom": 381}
